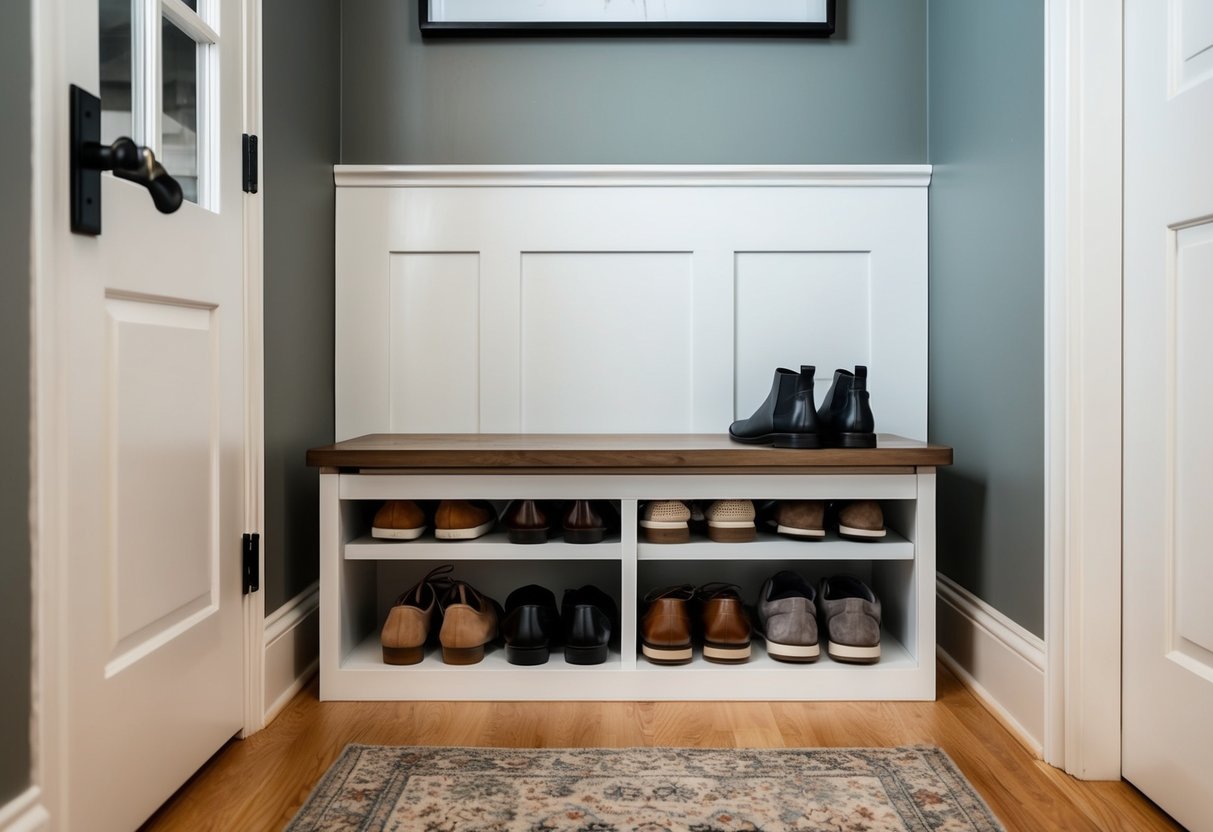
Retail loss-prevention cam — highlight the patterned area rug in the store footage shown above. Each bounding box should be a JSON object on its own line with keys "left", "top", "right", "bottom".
{"left": 285, "top": 745, "right": 1004, "bottom": 832}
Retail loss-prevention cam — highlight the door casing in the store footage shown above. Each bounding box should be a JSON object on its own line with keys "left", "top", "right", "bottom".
{"left": 1042, "top": 0, "right": 1124, "bottom": 780}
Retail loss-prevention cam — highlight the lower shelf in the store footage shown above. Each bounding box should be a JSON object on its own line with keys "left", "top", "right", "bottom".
{"left": 323, "top": 632, "right": 931, "bottom": 701}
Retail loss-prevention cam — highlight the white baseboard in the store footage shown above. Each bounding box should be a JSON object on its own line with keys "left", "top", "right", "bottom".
{"left": 937, "top": 574, "right": 1046, "bottom": 757}
{"left": 263, "top": 582, "right": 320, "bottom": 725}
{"left": 0, "top": 788, "right": 49, "bottom": 832}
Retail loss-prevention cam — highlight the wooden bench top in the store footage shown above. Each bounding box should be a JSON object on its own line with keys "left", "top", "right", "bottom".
{"left": 306, "top": 433, "right": 952, "bottom": 471}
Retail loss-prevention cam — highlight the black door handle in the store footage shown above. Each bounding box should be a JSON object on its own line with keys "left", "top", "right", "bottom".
{"left": 99, "top": 139, "right": 185, "bottom": 215}
{"left": 70, "top": 85, "right": 184, "bottom": 235}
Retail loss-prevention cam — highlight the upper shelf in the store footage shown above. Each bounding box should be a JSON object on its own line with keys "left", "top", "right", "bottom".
{"left": 306, "top": 433, "right": 953, "bottom": 472}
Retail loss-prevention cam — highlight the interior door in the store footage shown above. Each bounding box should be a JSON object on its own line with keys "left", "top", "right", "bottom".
{"left": 1123, "top": 1, "right": 1213, "bottom": 829}
{"left": 60, "top": 0, "right": 247, "bottom": 828}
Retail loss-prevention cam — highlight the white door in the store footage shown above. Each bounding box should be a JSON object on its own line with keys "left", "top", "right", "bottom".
{"left": 55, "top": 0, "right": 249, "bottom": 828}
{"left": 1123, "top": 1, "right": 1213, "bottom": 829}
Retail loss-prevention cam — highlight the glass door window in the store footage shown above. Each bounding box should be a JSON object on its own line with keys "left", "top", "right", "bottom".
{"left": 98, "top": 0, "right": 218, "bottom": 209}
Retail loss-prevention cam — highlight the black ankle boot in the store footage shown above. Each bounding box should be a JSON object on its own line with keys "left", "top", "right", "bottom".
{"left": 728, "top": 365, "right": 820, "bottom": 448}
{"left": 816, "top": 365, "right": 876, "bottom": 448}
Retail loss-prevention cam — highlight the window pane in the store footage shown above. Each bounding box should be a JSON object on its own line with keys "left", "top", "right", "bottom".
{"left": 161, "top": 18, "right": 199, "bottom": 205}
{"left": 99, "top": 0, "right": 132, "bottom": 144}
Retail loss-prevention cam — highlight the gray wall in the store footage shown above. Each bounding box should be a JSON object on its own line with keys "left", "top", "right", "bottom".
{"left": 263, "top": 0, "right": 341, "bottom": 613}
{"left": 0, "top": 0, "right": 32, "bottom": 804}
{"left": 342, "top": 0, "right": 928, "bottom": 164}
{"left": 928, "top": 0, "right": 1045, "bottom": 636}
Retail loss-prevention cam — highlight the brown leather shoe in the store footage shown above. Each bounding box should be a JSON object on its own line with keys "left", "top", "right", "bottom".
{"left": 563, "top": 500, "right": 607, "bottom": 544}
{"left": 837, "top": 500, "right": 886, "bottom": 540}
{"left": 640, "top": 584, "right": 694, "bottom": 665}
{"left": 438, "top": 581, "right": 500, "bottom": 664}
{"left": 372, "top": 500, "right": 427, "bottom": 540}
{"left": 434, "top": 500, "right": 496, "bottom": 540}
{"left": 380, "top": 564, "right": 453, "bottom": 664}
{"left": 502, "top": 499, "right": 554, "bottom": 544}
{"left": 698, "top": 583, "right": 752, "bottom": 663}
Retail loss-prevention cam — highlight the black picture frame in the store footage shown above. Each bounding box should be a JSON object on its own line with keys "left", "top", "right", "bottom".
{"left": 419, "top": 0, "right": 836, "bottom": 39}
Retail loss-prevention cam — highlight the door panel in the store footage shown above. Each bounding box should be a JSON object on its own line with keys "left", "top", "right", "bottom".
{"left": 1174, "top": 223, "right": 1213, "bottom": 665}
{"left": 107, "top": 297, "right": 217, "bottom": 664}
{"left": 1124, "top": 0, "right": 1213, "bottom": 828}
{"left": 59, "top": 0, "right": 248, "bottom": 828}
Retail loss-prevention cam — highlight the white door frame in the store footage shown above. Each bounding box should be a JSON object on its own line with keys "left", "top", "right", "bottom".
{"left": 1043, "top": 0, "right": 1124, "bottom": 779}
{"left": 26, "top": 0, "right": 266, "bottom": 826}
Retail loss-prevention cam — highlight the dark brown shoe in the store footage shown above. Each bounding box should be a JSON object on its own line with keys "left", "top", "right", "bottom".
{"left": 698, "top": 583, "right": 752, "bottom": 663}
{"left": 563, "top": 500, "right": 607, "bottom": 544}
{"left": 438, "top": 581, "right": 500, "bottom": 664}
{"left": 502, "top": 499, "right": 554, "bottom": 544}
{"left": 640, "top": 584, "right": 695, "bottom": 665}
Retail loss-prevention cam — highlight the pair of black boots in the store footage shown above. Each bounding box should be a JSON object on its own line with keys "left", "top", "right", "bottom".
{"left": 502, "top": 584, "right": 618, "bottom": 666}
{"left": 729, "top": 365, "right": 876, "bottom": 449}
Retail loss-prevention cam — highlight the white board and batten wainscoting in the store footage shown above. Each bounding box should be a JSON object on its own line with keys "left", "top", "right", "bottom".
{"left": 334, "top": 166, "right": 929, "bottom": 442}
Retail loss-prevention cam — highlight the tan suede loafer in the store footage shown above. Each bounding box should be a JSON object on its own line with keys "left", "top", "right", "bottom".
{"left": 772, "top": 500, "right": 826, "bottom": 539}
{"left": 837, "top": 500, "right": 886, "bottom": 540}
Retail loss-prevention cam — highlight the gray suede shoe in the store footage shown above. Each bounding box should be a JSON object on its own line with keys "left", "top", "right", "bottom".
{"left": 819, "top": 575, "right": 881, "bottom": 664}
{"left": 756, "top": 571, "right": 820, "bottom": 662}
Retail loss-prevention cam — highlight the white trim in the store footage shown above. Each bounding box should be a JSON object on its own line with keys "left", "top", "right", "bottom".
{"left": 332, "top": 164, "right": 933, "bottom": 189}
{"left": 0, "top": 788, "right": 49, "bottom": 832}
{"left": 1043, "top": 0, "right": 1124, "bottom": 779}
{"left": 31, "top": 0, "right": 69, "bottom": 822}
{"left": 239, "top": 0, "right": 267, "bottom": 740}
{"left": 263, "top": 583, "right": 319, "bottom": 724}
{"left": 937, "top": 575, "right": 1046, "bottom": 757}
{"left": 264, "top": 581, "right": 319, "bottom": 643}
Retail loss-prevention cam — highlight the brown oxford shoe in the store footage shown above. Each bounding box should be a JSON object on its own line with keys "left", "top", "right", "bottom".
{"left": 438, "top": 581, "right": 500, "bottom": 665}
{"left": 380, "top": 564, "right": 454, "bottom": 664}
{"left": 698, "top": 583, "right": 752, "bottom": 664}
{"left": 640, "top": 584, "right": 695, "bottom": 665}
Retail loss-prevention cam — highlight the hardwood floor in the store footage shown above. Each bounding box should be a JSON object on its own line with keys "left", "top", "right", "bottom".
{"left": 140, "top": 664, "right": 1179, "bottom": 832}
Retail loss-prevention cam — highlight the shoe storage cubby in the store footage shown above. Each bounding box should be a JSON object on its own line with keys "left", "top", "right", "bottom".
{"left": 312, "top": 434, "right": 950, "bottom": 702}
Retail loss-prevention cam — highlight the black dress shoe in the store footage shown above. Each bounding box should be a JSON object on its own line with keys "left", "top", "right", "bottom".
{"left": 501, "top": 584, "right": 559, "bottom": 665}
{"left": 729, "top": 365, "right": 820, "bottom": 448}
{"left": 816, "top": 365, "right": 876, "bottom": 448}
{"left": 561, "top": 585, "right": 617, "bottom": 665}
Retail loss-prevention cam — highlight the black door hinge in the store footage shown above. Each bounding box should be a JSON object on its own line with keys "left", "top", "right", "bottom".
{"left": 242, "top": 533, "right": 260, "bottom": 595}
{"left": 242, "top": 134, "right": 258, "bottom": 194}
